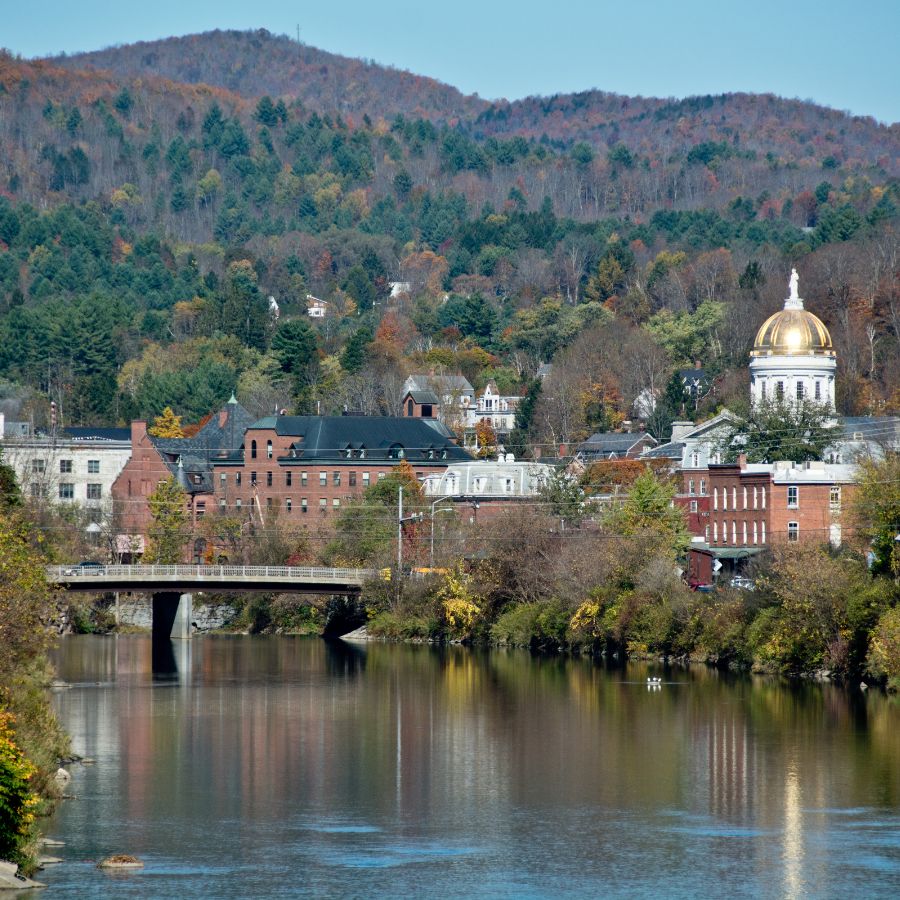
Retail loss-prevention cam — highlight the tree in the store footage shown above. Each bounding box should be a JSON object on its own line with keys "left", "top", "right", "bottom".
{"left": 853, "top": 453, "right": 900, "bottom": 578}
{"left": 604, "top": 470, "right": 689, "bottom": 555}
{"left": 718, "top": 399, "right": 833, "bottom": 464}
{"left": 145, "top": 477, "right": 188, "bottom": 564}
{"left": 340, "top": 327, "right": 372, "bottom": 374}
{"left": 271, "top": 318, "right": 319, "bottom": 404}
{"left": 0, "top": 451, "right": 22, "bottom": 510}
{"left": 220, "top": 260, "right": 270, "bottom": 351}
{"left": 255, "top": 96, "right": 279, "bottom": 127}
{"left": 148, "top": 406, "right": 185, "bottom": 438}
{"left": 343, "top": 266, "right": 375, "bottom": 312}
{"left": 474, "top": 420, "right": 498, "bottom": 459}
{"left": 539, "top": 467, "right": 586, "bottom": 526}
{"left": 506, "top": 379, "right": 541, "bottom": 458}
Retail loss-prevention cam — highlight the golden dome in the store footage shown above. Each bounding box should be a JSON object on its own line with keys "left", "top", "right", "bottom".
{"left": 750, "top": 270, "right": 834, "bottom": 358}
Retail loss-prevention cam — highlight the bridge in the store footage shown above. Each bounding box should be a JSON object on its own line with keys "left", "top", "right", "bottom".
{"left": 47, "top": 564, "right": 377, "bottom": 643}
{"left": 47, "top": 564, "right": 375, "bottom": 595}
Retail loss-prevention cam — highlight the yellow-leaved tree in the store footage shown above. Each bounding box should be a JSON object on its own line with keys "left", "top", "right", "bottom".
{"left": 148, "top": 407, "right": 185, "bottom": 438}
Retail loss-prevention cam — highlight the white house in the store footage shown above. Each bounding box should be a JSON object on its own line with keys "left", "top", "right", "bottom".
{"left": 423, "top": 458, "right": 554, "bottom": 498}
{"left": 464, "top": 382, "right": 520, "bottom": 438}
{"left": 306, "top": 295, "right": 328, "bottom": 318}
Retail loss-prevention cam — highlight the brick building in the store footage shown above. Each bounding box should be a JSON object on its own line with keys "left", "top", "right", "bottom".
{"left": 685, "top": 456, "right": 857, "bottom": 586}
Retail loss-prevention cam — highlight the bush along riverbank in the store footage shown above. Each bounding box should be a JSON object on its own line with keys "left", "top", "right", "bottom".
{"left": 0, "top": 509, "right": 71, "bottom": 876}
{"left": 361, "top": 534, "right": 900, "bottom": 688}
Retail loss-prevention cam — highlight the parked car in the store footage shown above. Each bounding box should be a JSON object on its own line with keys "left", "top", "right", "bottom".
{"left": 729, "top": 575, "right": 755, "bottom": 591}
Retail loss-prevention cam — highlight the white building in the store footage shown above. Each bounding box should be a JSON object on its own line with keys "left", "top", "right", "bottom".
{"left": 306, "top": 295, "right": 328, "bottom": 318}
{"left": 464, "top": 382, "right": 520, "bottom": 436}
{"left": 750, "top": 269, "right": 836, "bottom": 408}
{"left": 423, "top": 458, "right": 553, "bottom": 498}
{"left": 0, "top": 423, "right": 132, "bottom": 522}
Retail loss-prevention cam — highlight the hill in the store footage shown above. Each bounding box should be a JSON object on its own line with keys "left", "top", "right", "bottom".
{"left": 0, "top": 32, "right": 895, "bottom": 437}
{"left": 51, "top": 29, "right": 899, "bottom": 168}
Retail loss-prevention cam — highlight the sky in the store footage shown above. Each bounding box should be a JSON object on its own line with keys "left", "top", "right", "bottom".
{"left": 5, "top": 0, "right": 899, "bottom": 123}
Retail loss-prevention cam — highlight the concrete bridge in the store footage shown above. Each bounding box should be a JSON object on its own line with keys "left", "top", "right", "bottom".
{"left": 47, "top": 564, "right": 376, "bottom": 642}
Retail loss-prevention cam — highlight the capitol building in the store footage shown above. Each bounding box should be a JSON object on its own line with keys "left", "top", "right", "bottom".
{"left": 749, "top": 270, "right": 836, "bottom": 409}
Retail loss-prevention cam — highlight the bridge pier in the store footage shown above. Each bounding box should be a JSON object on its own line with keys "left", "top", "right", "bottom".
{"left": 152, "top": 592, "right": 193, "bottom": 641}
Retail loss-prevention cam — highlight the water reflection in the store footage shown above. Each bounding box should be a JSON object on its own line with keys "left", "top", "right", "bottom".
{"left": 44, "top": 637, "right": 900, "bottom": 899}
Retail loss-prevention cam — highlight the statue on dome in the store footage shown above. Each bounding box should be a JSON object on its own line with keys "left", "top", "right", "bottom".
{"left": 789, "top": 268, "right": 799, "bottom": 301}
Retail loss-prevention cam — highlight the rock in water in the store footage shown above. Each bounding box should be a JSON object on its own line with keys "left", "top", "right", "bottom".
{"left": 98, "top": 855, "right": 144, "bottom": 870}
{"left": 53, "top": 768, "right": 71, "bottom": 788}
{"left": 0, "top": 859, "right": 46, "bottom": 890}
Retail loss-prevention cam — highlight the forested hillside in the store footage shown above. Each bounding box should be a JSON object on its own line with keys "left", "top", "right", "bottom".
{"left": 0, "top": 32, "right": 897, "bottom": 443}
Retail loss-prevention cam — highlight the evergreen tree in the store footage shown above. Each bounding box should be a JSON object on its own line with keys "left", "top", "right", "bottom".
{"left": 271, "top": 318, "right": 319, "bottom": 403}
{"left": 340, "top": 326, "right": 373, "bottom": 374}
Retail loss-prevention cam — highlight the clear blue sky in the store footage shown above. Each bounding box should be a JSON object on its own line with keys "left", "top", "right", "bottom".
{"left": 6, "top": 0, "right": 899, "bottom": 123}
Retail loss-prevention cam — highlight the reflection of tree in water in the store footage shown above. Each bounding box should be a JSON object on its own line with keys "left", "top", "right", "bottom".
{"left": 323, "top": 638, "right": 367, "bottom": 678}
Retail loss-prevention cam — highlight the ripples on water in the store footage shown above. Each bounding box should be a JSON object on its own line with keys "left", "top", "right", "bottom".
{"left": 42, "top": 636, "right": 900, "bottom": 898}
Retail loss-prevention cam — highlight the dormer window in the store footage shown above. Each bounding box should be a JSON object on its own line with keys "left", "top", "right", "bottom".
{"left": 359, "top": 447, "right": 366, "bottom": 459}
{"left": 389, "top": 445, "right": 405, "bottom": 460}
{"left": 346, "top": 448, "right": 353, "bottom": 459}
{"left": 441, "top": 449, "right": 447, "bottom": 459}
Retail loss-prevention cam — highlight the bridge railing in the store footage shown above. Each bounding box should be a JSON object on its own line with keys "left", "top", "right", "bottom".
{"left": 47, "top": 564, "right": 377, "bottom": 582}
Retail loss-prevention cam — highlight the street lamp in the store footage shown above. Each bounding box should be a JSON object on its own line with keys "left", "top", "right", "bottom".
{"left": 429, "top": 498, "right": 456, "bottom": 567}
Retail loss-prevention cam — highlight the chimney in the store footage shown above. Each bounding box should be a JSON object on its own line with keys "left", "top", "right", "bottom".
{"left": 694, "top": 360, "right": 702, "bottom": 369}
{"left": 131, "top": 419, "right": 147, "bottom": 446}
{"left": 558, "top": 442, "right": 568, "bottom": 457}
{"left": 737, "top": 453, "right": 747, "bottom": 469}
{"left": 670, "top": 421, "right": 694, "bottom": 442}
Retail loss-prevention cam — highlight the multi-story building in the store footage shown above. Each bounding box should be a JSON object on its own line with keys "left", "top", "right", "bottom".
{"left": 1, "top": 421, "right": 131, "bottom": 521}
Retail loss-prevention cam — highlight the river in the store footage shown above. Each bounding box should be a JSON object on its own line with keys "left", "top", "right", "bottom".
{"left": 42, "top": 635, "right": 900, "bottom": 898}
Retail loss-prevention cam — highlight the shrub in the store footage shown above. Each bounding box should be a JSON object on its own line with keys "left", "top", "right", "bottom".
{"left": 0, "top": 711, "right": 39, "bottom": 865}
{"left": 868, "top": 605, "right": 900, "bottom": 689}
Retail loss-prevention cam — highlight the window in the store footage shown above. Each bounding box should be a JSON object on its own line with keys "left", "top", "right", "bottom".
{"left": 251, "top": 440, "right": 257, "bottom": 459}
{"left": 407, "top": 398, "right": 414, "bottom": 416}
{"left": 830, "top": 486, "right": 841, "bottom": 510}
{"left": 761, "top": 487, "right": 766, "bottom": 509}
{"left": 378, "top": 472, "right": 385, "bottom": 480}
{"left": 732, "top": 487, "right": 737, "bottom": 509}
{"left": 220, "top": 499, "right": 226, "bottom": 512}
{"left": 60, "top": 460, "right": 72, "bottom": 474}
{"left": 192, "top": 474, "right": 202, "bottom": 485}
{"left": 220, "top": 472, "right": 227, "bottom": 485}
{"left": 776, "top": 381, "right": 785, "bottom": 399}
{"left": 359, "top": 448, "right": 366, "bottom": 459}
{"left": 713, "top": 521, "right": 718, "bottom": 542}
{"left": 30, "top": 484, "right": 44, "bottom": 498}
{"left": 753, "top": 521, "right": 758, "bottom": 544}
{"left": 713, "top": 487, "right": 718, "bottom": 510}
{"left": 815, "top": 381, "right": 822, "bottom": 401}
{"left": 301, "top": 498, "right": 307, "bottom": 513}
{"left": 363, "top": 472, "right": 370, "bottom": 487}
{"left": 87, "top": 484, "right": 102, "bottom": 500}
{"left": 301, "top": 472, "right": 308, "bottom": 486}
{"left": 761, "top": 520, "right": 766, "bottom": 543}
{"left": 266, "top": 498, "right": 272, "bottom": 509}
{"left": 286, "top": 498, "right": 292, "bottom": 513}
{"left": 787, "top": 486, "right": 798, "bottom": 509}
{"left": 319, "top": 498, "right": 327, "bottom": 511}
{"left": 333, "top": 498, "right": 340, "bottom": 508}
{"left": 236, "top": 472, "right": 242, "bottom": 486}
{"left": 796, "top": 381, "right": 804, "bottom": 400}
{"left": 267, "top": 440, "right": 273, "bottom": 459}
{"left": 286, "top": 471, "right": 292, "bottom": 487}
{"left": 88, "top": 459, "right": 100, "bottom": 474}
{"left": 720, "top": 520, "right": 726, "bottom": 544}
{"left": 732, "top": 520, "right": 737, "bottom": 544}
{"left": 58, "top": 483, "right": 74, "bottom": 499}
{"left": 236, "top": 498, "right": 242, "bottom": 511}
{"left": 32, "top": 459, "right": 45, "bottom": 474}
{"left": 266, "top": 471, "right": 273, "bottom": 487}
{"left": 761, "top": 380, "right": 767, "bottom": 400}
{"left": 688, "top": 479, "right": 696, "bottom": 496}
{"left": 691, "top": 451, "right": 700, "bottom": 468}
{"left": 743, "top": 521, "right": 748, "bottom": 544}
{"left": 196, "top": 502, "right": 206, "bottom": 519}
{"left": 753, "top": 486, "right": 758, "bottom": 509}
{"left": 333, "top": 472, "right": 341, "bottom": 487}
{"left": 722, "top": 489, "right": 727, "bottom": 511}
{"left": 788, "top": 521, "right": 799, "bottom": 542}
{"left": 699, "top": 479, "right": 706, "bottom": 495}
{"left": 689, "top": 500, "right": 698, "bottom": 513}
{"left": 251, "top": 472, "right": 258, "bottom": 486}
{"left": 349, "top": 472, "right": 357, "bottom": 487}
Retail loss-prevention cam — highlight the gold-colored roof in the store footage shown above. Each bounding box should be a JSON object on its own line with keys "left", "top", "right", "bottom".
{"left": 750, "top": 270, "right": 834, "bottom": 357}
{"left": 751, "top": 307, "right": 834, "bottom": 357}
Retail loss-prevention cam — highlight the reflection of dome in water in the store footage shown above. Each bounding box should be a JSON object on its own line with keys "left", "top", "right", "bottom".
{"left": 752, "top": 308, "right": 834, "bottom": 357}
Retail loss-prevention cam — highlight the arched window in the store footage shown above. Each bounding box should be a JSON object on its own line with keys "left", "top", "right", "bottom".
{"left": 251, "top": 440, "right": 257, "bottom": 459}
{"left": 407, "top": 399, "right": 414, "bottom": 416}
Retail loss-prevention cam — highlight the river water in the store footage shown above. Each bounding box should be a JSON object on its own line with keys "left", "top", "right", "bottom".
{"left": 43, "top": 635, "right": 900, "bottom": 898}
